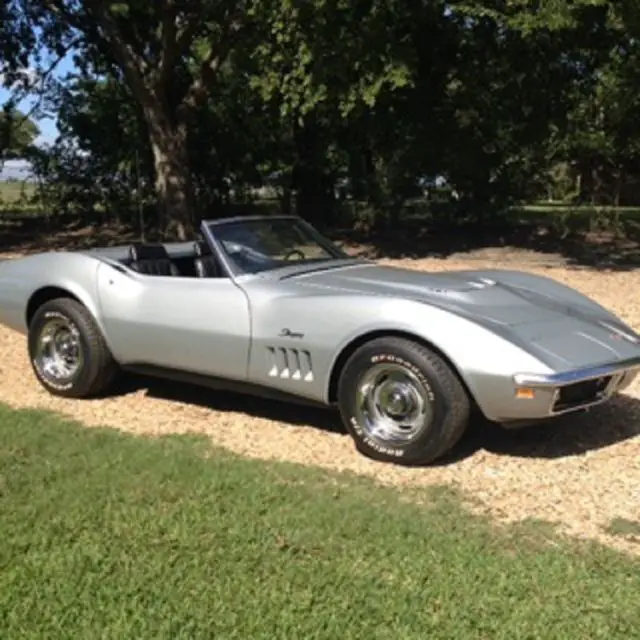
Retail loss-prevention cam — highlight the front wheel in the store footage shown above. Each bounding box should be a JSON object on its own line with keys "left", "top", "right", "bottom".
{"left": 337, "top": 337, "right": 470, "bottom": 465}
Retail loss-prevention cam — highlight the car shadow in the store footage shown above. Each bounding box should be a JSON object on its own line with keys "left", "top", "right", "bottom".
{"left": 116, "top": 374, "right": 640, "bottom": 464}
{"left": 115, "top": 374, "right": 344, "bottom": 434}
{"left": 437, "top": 393, "right": 640, "bottom": 465}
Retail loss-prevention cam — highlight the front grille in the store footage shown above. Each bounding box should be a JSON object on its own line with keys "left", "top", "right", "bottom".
{"left": 552, "top": 376, "right": 613, "bottom": 412}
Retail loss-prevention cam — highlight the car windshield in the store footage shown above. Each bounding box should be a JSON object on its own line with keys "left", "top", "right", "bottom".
{"left": 207, "top": 216, "right": 350, "bottom": 275}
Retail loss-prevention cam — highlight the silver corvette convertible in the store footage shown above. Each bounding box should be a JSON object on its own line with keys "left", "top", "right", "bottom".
{"left": 1, "top": 214, "right": 639, "bottom": 465}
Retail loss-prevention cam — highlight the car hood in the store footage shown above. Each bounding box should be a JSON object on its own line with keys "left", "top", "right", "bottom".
{"left": 292, "top": 263, "right": 640, "bottom": 370}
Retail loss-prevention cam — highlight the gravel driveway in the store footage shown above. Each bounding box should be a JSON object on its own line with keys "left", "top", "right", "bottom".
{"left": 0, "top": 250, "right": 638, "bottom": 554}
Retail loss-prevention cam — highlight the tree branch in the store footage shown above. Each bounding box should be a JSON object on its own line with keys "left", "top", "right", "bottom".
{"left": 83, "top": 0, "right": 153, "bottom": 107}
{"left": 176, "top": 14, "right": 205, "bottom": 53}
{"left": 1, "top": 36, "right": 81, "bottom": 141}
{"left": 158, "top": 5, "right": 208, "bottom": 89}
{"left": 178, "top": 9, "right": 246, "bottom": 119}
{"left": 45, "top": 0, "right": 90, "bottom": 33}
{"left": 158, "top": 0, "right": 177, "bottom": 86}
{"left": 18, "top": 36, "right": 79, "bottom": 95}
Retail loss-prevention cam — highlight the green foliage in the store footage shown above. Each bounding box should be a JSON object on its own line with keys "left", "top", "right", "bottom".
{"left": 252, "top": 0, "right": 414, "bottom": 118}
{"left": 0, "top": 107, "right": 39, "bottom": 161}
{"left": 0, "top": 402, "right": 639, "bottom": 637}
{"left": 1, "top": 0, "right": 640, "bottom": 229}
{"left": 0, "top": 1, "right": 35, "bottom": 81}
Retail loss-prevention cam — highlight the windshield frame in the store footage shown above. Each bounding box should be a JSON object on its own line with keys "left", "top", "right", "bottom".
{"left": 202, "top": 215, "right": 353, "bottom": 277}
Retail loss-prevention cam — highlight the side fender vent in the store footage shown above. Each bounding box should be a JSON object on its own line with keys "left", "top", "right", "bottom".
{"left": 266, "top": 347, "right": 314, "bottom": 382}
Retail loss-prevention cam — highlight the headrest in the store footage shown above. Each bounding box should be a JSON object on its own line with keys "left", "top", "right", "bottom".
{"left": 129, "top": 243, "right": 171, "bottom": 262}
{"left": 193, "top": 241, "right": 211, "bottom": 257}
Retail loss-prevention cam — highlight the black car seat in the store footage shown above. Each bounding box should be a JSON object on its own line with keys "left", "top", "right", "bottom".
{"left": 128, "top": 243, "right": 179, "bottom": 276}
{"left": 193, "top": 241, "right": 221, "bottom": 278}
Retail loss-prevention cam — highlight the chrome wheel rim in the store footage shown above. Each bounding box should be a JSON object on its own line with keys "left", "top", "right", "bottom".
{"left": 34, "top": 317, "right": 83, "bottom": 381}
{"left": 355, "top": 363, "right": 434, "bottom": 445}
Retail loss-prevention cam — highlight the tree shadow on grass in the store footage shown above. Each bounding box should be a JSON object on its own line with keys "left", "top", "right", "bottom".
{"left": 115, "top": 374, "right": 640, "bottom": 465}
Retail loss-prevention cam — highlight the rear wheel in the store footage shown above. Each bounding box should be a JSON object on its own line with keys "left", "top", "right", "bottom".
{"left": 28, "top": 298, "right": 118, "bottom": 398}
{"left": 337, "top": 337, "right": 470, "bottom": 465}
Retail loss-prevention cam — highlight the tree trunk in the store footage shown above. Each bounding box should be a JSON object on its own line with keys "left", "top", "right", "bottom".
{"left": 292, "top": 117, "right": 335, "bottom": 228}
{"left": 614, "top": 169, "right": 623, "bottom": 207}
{"left": 145, "top": 108, "right": 194, "bottom": 240}
{"left": 577, "top": 158, "right": 596, "bottom": 204}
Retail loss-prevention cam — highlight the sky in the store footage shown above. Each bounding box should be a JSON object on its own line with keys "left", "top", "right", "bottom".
{"left": 0, "top": 52, "right": 76, "bottom": 179}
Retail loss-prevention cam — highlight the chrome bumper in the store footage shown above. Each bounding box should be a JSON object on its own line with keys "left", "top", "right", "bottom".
{"left": 514, "top": 356, "right": 640, "bottom": 387}
{"left": 513, "top": 356, "right": 640, "bottom": 416}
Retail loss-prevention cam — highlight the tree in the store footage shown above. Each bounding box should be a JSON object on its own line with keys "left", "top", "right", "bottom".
{"left": 19, "top": 0, "right": 415, "bottom": 235}
{"left": 18, "top": 0, "right": 256, "bottom": 237}
{"left": 6, "top": 0, "right": 639, "bottom": 234}
{"left": 251, "top": 0, "right": 415, "bottom": 224}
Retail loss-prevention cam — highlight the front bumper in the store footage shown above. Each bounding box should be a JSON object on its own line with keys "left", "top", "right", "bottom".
{"left": 513, "top": 356, "right": 640, "bottom": 417}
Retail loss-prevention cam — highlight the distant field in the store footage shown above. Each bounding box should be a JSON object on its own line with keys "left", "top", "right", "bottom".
{"left": 0, "top": 180, "right": 35, "bottom": 200}
{"left": 517, "top": 202, "right": 640, "bottom": 219}
{"left": 0, "top": 180, "right": 38, "bottom": 216}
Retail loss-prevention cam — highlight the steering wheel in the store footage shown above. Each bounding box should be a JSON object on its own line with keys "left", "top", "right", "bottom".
{"left": 283, "top": 249, "right": 305, "bottom": 261}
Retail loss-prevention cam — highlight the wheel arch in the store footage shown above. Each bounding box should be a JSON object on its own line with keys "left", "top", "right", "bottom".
{"left": 326, "top": 329, "right": 480, "bottom": 409}
{"left": 26, "top": 285, "right": 98, "bottom": 328}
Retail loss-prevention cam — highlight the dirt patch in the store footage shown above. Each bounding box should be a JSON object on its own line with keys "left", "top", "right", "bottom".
{"left": 0, "top": 249, "right": 639, "bottom": 555}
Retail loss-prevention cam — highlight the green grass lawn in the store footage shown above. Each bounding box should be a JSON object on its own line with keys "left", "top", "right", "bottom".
{"left": 0, "top": 404, "right": 638, "bottom": 638}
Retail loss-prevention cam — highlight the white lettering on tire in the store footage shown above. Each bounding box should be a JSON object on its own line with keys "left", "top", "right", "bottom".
{"left": 349, "top": 413, "right": 406, "bottom": 457}
{"left": 347, "top": 352, "right": 439, "bottom": 458}
{"left": 370, "top": 353, "right": 435, "bottom": 401}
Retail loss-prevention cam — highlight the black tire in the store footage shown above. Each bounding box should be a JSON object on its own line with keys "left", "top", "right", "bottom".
{"left": 337, "top": 337, "right": 470, "bottom": 466}
{"left": 28, "top": 298, "right": 118, "bottom": 398}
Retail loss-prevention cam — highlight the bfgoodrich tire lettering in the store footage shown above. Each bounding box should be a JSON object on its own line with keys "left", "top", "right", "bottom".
{"left": 337, "top": 337, "right": 470, "bottom": 465}
{"left": 28, "top": 298, "right": 118, "bottom": 398}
